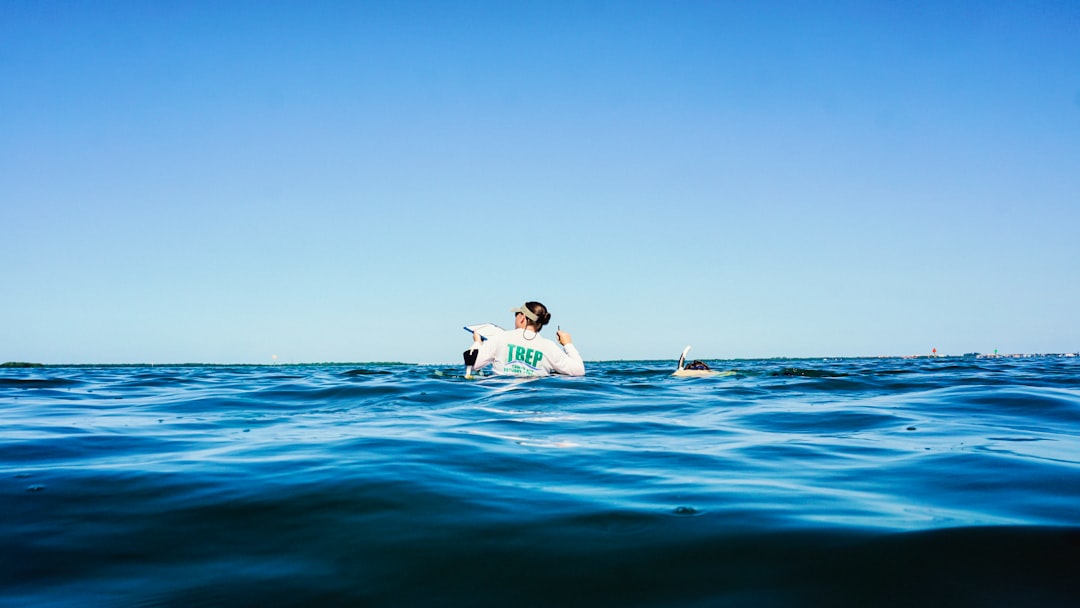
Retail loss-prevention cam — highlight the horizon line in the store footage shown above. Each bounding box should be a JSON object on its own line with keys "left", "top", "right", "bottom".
{"left": 4, "top": 352, "right": 1078, "bottom": 369}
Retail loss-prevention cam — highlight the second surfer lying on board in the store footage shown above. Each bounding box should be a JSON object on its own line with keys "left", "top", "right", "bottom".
{"left": 673, "top": 345, "right": 727, "bottom": 377}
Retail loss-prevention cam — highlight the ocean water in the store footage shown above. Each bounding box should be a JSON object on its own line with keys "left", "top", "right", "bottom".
{"left": 2, "top": 357, "right": 1079, "bottom": 607}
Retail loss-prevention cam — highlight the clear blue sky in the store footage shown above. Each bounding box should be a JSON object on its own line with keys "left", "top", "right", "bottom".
{"left": 3, "top": 1, "right": 1078, "bottom": 364}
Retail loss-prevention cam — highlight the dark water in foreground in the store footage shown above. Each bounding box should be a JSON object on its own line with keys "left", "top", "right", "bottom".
{"left": 3, "top": 357, "right": 1079, "bottom": 607}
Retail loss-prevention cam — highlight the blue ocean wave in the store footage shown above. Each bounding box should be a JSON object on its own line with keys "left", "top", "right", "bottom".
{"left": 2, "top": 357, "right": 1079, "bottom": 606}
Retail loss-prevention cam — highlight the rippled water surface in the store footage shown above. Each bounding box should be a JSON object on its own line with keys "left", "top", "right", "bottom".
{"left": 3, "top": 357, "right": 1079, "bottom": 606}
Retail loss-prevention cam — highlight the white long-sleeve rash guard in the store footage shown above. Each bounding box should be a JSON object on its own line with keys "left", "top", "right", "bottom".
{"left": 472, "top": 328, "right": 585, "bottom": 377}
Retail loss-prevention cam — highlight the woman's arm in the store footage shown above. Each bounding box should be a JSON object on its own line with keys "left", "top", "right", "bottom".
{"left": 549, "top": 331, "right": 585, "bottom": 376}
{"left": 471, "top": 332, "right": 497, "bottom": 370}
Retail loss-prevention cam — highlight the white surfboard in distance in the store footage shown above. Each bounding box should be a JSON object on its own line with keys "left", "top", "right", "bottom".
{"left": 464, "top": 323, "right": 504, "bottom": 341}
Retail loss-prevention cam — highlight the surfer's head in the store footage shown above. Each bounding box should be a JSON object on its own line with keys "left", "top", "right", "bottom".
{"left": 684, "top": 360, "right": 711, "bottom": 371}
{"left": 510, "top": 301, "right": 551, "bottom": 331}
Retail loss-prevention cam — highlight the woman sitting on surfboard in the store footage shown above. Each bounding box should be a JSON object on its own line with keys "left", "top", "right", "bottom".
{"left": 464, "top": 302, "right": 585, "bottom": 377}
